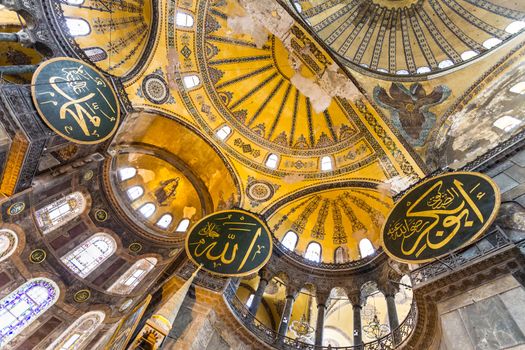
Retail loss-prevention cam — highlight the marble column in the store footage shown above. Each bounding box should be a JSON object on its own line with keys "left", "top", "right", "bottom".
{"left": 249, "top": 276, "right": 269, "bottom": 315}
{"left": 315, "top": 292, "right": 329, "bottom": 347}
{"left": 277, "top": 294, "right": 295, "bottom": 338}
{"left": 385, "top": 294, "right": 399, "bottom": 330}
{"left": 348, "top": 291, "right": 362, "bottom": 347}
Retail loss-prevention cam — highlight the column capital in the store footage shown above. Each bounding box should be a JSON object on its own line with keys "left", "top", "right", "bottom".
{"left": 285, "top": 285, "right": 300, "bottom": 299}
{"left": 315, "top": 290, "right": 331, "bottom": 307}
{"left": 258, "top": 267, "right": 273, "bottom": 283}
{"left": 346, "top": 290, "right": 362, "bottom": 307}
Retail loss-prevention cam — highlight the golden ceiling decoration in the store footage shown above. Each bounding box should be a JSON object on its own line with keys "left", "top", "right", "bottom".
{"left": 268, "top": 187, "right": 393, "bottom": 262}
{"left": 292, "top": 0, "right": 525, "bottom": 77}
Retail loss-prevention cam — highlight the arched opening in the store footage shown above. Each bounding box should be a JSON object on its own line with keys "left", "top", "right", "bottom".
{"left": 46, "top": 310, "right": 105, "bottom": 350}
{"left": 493, "top": 116, "right": 522, "bottom": 132}
{"left": 176, "top": 12, "right": 194, "bottom": 27}
{"left": 461, "top": 50, "right": 478, "bottom": 60}
{"left": 505, "top": 21, "right": 525, "bottom": 34}
{"left": 510, "top": 82, "right": 525, "bottom": 94}
{"left": 320, "top": 156, "right": 333, "bottom": 171}
{"left": 65, "top": 18, "right": 91, "bottom": 36}
{"left": 438, "top": 60, "right": 453, "bottom": 69}
{"left": 175, "top": 218, "right": 190, "bottom": 232}
{"left": 156, "top": 214, "right": 173, "bottom": 229}
{"left": 305, "top": 242, "right": 322, "bottom": 263}
{"left": 483, "top": 37, "right": 502, "bottom": 49}
{"left": 265, "top": 154, "right": 279, "bottom": 169}
{"left": 0, "top": 229, "right": 18, "bottom": 263}
{"left": 61, "top": 233, "right": 117, "bottom": 278}
{"left": 118, "top": 167, "right": 137, "bottom": 181}
{"left": 334, "top": 246, "right": 348, "bottom": 264}
{"left": 138, "top": 203, "right": 156, "bottom": 218}
{"left": 107, "top": 257, "right": 157, "bottom": 294}
{"left": 34, "top": 192, "right": 86, "bottom": 234}
{"left": 246, "top": 294, "right": 255, "bottom": 308}
{"left": 182, "top": 75, "right": 200, "bottom": 89}
{"left": 359, "top": 239, "right": 375, "bottom": 258}
{"left": 281, "top": 231, "right": 298, "bottom": 251}
{"left": 0, "top": 278, "right": 59, "bottom": 346}
{"left": 126, "top": 186, "right": 144, "bottom": 201}
{"left": 216, "top": 125, "right": 232, "bottom": 141}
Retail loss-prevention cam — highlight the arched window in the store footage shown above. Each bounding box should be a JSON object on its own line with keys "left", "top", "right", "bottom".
{"left": 305, "top": 242, "right": 321, "bottom": 262}
{"left": 118, "top": 167, "right": 137, "bottom": 181}
{"left": 176, "top": 218, "right": 190, "bottom": 232}
{"left": 359, "top": 239, "right": 375, "bottom": 258}
{"left": 493, "top": 116, "right": 522, "bottom": 132}
{"left": 65, "top": 0, "right": 85, "bottom": 4}
{"left": 216, "top": 125, "right": 232, "bottom": 141}
{"left": 438, "top": 60, "right": 453, "bottom": 69}
{"left": 320, "top": 156, "right": 333, "bottom": 171}
{"left": 107, "top": 258, "right": 157, "bottom": 294}
{"left": 510, "top": 82, "right": 525, "bottom": 94}
{"left": 183, "top": 75, "right": 200, "bottom": 89}
{"left": 35, "top": 192, "right": 86, "bottom": 234}
{"left": 505, "top": 21, "right": 525, "bottom": 34}
{"left": 84, "top": 47, "right": 108, "bottom": 62}
{"left": 460, "top": 50, "right": 478, "bottom": 60}
{"left": 281, "top": 231, "right": 298, "bottom": 251}
{"left": 246, "top": 294, "right": 255, "bottom": 308}
{"left": 416, "top": 66, "right": 431, "bottom": 74}
{"left": 138, "top": 203, "right": 156, "bottom": 218}
{"left": 0, "top": 278, "right": 59, "bottom": 346}
{"left": 61, "top": 233, "right": 117, "bottom": 278}
{"left": 156, "top": 214, "right": 173, "bottom": 229}
{"left": 0, "top": 229, "right": 18, "bottom": 263}
{"left": 126, "top": 186, "right": 144, "bottom": 201}
{"left": 395, "top": 69, "right": 409, "bottom": 75}
{"left": 334, "top": 246, "right": 347, "bottom": 264}
{"left": 65, "top": 18, "right": 90, "bottom": 36}
{"left": 176, "top": 12, "right": 194, "bottom": 27}
{"left": 265, "top": 154, "right": 279, "bottom": 169}
{"left": 483, "top": 37, "right": 502, "bottom": 49}
{"left": 46, "top": 311, "right": 105, "bottom": 350}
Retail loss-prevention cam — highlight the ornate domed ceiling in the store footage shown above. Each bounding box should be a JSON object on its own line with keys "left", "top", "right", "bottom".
{"left": 50, "top": 0, "right": 156, "bottom": 77}
{"left": 268, "top": 187, "right": 393, "bottom": 263}
{"left": 290, "top": 0, "right": 525, "bottom": 78}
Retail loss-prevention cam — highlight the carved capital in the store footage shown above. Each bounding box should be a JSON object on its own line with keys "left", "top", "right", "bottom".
{"left": 315, "top": 290, "right": 330, "bottom": 306}
{"left": 258, "top": 267, "right": 273, "bottom": 282}
{"left": 346, "top": 290, "right": 362, "bottom": 307}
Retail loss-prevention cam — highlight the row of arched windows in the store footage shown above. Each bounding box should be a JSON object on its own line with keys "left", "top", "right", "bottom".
{"left": 214, "top": 125, "right": 335, "bottom": 171}
{"left": 0, "top": 278, "right": 104, "bottom": 348}
{"left": 280, "top": 230, "right": 375, "bottom": 263}
{"left": 118, "top": 168, "right": 191, "bottom": 231}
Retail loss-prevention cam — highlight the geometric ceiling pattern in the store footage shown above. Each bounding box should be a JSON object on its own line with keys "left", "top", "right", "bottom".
{"left": 291, "top": 0, "right": 525, "bottom": 78}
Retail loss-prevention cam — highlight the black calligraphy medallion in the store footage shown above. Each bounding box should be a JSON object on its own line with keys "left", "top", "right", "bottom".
{"left": 381, "top": 172, "right": 500, "bottom": 263}
{"left": 185, "top": 210, "right": 273, "bottom": 277}
{"left": 31, "top": 57, "right": 120, "bottom": 144}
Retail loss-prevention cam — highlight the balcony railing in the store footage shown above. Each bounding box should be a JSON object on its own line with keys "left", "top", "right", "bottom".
{"left": 223, "top": 281, "right": 418, "bottom": 350}
{"left": 410, "top": 225, "right": 514, "bottom": 286}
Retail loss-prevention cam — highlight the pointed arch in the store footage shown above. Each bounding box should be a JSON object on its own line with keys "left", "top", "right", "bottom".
{"left": 0, "top": 278, "right": 59, "bottom": 346}
{"left": 34, "top": 192, "right": 87, "bottom": 234}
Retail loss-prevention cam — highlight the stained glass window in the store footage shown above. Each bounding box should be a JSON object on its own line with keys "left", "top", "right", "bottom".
{"left": 46, "top": 311, "right": 105, "bottom": 350}
{"left": 281, "top": 231, "right": 298, "bottom": 251}
{"left": 61, "top": 233, "right": 117, "bottom": 278}
{"left": 107, "top": 258, "right": 157, "bottom": 294}
{"left": 305, "top": 242, "right": 321, "bottom": 262}
{"left": 0, "top": 229, "right": 18, "bottom": 263}
{"left": 0, "top": 278, "right": 59, "bottom": 346}
{"left": 34, "top": 192, "right": 86, "bottom": 234}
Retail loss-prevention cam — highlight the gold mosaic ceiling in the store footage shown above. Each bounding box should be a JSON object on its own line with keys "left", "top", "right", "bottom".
{"left": 291, "top": 0, "right": 525, "bottom": 77}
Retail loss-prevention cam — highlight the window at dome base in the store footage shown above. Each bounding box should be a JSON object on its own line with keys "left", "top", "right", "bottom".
{"left": 183, "top": 75, "right": 200, "bottom": 89}
{"left": 118, "top": 167, "right": 137, "bottom": 181}
{"left": 265, "top": 154, "right": 279, "bottom": 169}
{"left": 65, "top": 18, "right": 90, "bottom": 37}
{"left": 281, "top": 231, "right": 298, "bottom": 251}
{"left": 176, "top": 218, "right": 190, "bottom": 232}
{"left": 505, "top": 21, "right": 525, "bottom": 34}
{"left": 321, "top": 156, "right": 333, "bottom": 171}
{"left": 0, "top": 278, "right": 59, "bottom": 346}
{"left": 216, "top": 125, "right": 232, "bottom": 141}
{"left": 61, "top": 233, "right": 117, "bottom": 278}
{"left": 156, "top": 214, "right": 173, "bottom": 229}
{"left": 126, "top": 186, "right": 144, "bottom": 201}
{"left": 305, "top": 242, "right": 322, "bottom": 262}
{"left": 483, "top": 38, "right": 502, "bottom": 49}
{"left": 176, "top": 12, "right": 194, "bottom": 27}
{"left": 510, "top": 82, "right": 525, "bottom": 95}
{"left": 493, "top": 116, "right": 522, "bottom": 132}
{"left": 359, "top": 239, "right": 375, "bottom": 258}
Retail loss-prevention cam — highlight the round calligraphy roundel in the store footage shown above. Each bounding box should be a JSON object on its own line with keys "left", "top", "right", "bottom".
{"left": 31, "top": 57, "right": 120, "bottom": 144}
{"left": 185, "top": 210, "right": 273, "bottom": 277}
{"left": 381, "top": 172, "right": 500, "bottom": 263}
